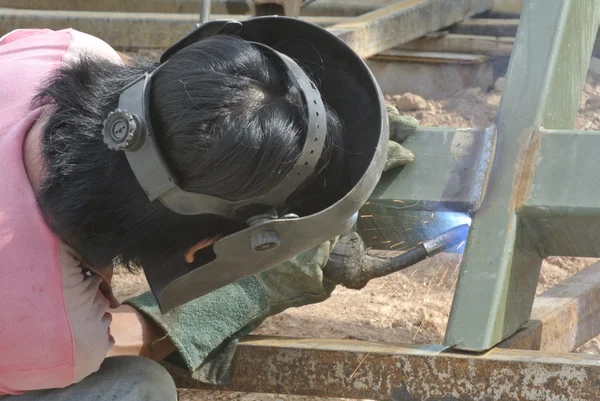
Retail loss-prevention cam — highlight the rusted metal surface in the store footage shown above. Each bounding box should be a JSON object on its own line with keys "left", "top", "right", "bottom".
{"left": 499, "top": 262, "right": 600, "bottom": 352}
{"left": 370, "top": 49, "right": 489, "bottom": 64}
{"left": 170, "top": 336, "right": 600, "bottom": 400}
{"left": 253, "top": 0, "right": 302, "bottom": 16}
{"left": 327, "top": 0, "right": 494, "bottom": 59}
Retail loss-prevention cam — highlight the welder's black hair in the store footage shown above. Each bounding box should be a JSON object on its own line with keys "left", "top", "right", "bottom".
{"left": 33, "top": 35, "right": 347, "bottom": 271}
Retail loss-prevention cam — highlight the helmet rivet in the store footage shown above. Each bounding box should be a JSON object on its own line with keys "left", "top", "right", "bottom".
{"left": 250, "top": 230, "right": 280, "bottom": 252}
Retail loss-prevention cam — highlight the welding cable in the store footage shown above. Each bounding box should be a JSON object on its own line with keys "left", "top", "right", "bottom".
{"left": 364, "top": 224, "right": 470, "bottom": 281}
{"left": 324, "top": 224, "right": 470, "bottom": 289}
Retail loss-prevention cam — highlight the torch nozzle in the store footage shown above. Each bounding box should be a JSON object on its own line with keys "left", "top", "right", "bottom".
{"left": 423, "top": 224, "right": 470, "bottom": 257}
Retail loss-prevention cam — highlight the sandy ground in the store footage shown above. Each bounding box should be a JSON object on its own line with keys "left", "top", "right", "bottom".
{"left": 112, "top": 67, "right": 600, "bottom": 401}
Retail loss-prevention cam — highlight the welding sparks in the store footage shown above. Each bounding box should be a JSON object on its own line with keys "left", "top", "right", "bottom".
{"left": 390, "top": 241, "right": 405, "bottom": 249}
{"left": 360, "top": 214, "right": 373, "bottom": 218}
{"left": 456, "top": 240, "right": 466, "bottom": 251}
{"left": 393, "top": 200, "right": 405, "bottom": 204}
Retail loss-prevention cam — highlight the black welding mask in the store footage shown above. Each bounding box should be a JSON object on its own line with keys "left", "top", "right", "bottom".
{"left": 102, "top": 16, "right": 387, "bottom": 312}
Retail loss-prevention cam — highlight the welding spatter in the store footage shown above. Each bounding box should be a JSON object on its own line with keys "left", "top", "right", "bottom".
{"left": 323, "top": 224, "right": 470, "bottom": 290}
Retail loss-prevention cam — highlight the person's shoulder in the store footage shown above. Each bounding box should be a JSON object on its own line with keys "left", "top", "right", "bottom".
{"left": 0, "top": 28, "right": 56, "bottom": 45}
{"left": 63, "top": 29, "right": 123, "bottom": 65}
{"left": 0, "top": 28, "right": 123, "bottom": 65}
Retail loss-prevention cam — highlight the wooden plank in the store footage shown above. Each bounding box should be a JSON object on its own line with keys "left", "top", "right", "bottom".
{"left": 397, "top": 33, "right": 515, "bottom": 57}
{"left": 499, "top": 261, "right": 600, "bottom": 353}
{"left": 327, "top": 0, "right": 494, "bottom": 59}
{"left": 169, "top": 336, "right": 600, "bottom": 400}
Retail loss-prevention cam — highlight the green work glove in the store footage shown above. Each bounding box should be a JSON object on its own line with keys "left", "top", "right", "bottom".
{"left": 124, "top": 238, "right": 337, "bottom": 386}
{"left": 385, "top": 103, "right": 419, "bottom": 171}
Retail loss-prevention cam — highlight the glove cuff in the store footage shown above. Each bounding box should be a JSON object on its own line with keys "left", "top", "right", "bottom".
{"left": 124, "top": 275, "right": 269, "bottom": 385}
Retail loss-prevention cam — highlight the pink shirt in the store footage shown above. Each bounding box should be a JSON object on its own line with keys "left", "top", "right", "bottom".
{"left": 0, "top": 29, "right": 121, "bottom": 395}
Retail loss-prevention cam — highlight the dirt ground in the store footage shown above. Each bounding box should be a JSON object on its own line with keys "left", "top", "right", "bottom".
{"left": 112, "top": 68, "right": 600, "bottom": 401}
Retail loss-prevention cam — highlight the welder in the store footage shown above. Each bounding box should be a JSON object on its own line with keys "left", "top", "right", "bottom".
{"left": 0, "top": 18, "right": 420, "bottom": 400}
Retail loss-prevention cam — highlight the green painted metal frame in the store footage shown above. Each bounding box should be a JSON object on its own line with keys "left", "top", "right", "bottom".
{"left": 364, "top": 0, "right": 600, "bottom": 351}
{"left": 368, "top": 0, "right": 600, "bottom": 351}
{"left": 444, "top": 0, "right": 600, "bottom": 351}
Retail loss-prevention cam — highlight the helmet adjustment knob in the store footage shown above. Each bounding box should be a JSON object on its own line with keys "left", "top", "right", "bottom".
{"left": 102, "top": 109, "right": 146, "bottom": 151}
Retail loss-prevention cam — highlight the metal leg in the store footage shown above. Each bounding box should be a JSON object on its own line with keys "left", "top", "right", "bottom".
{"left": 200, "top": 0, "right": 211, "bottom": 23}
{"left": 444, "top": 0, "right": 600, "bottom": 351}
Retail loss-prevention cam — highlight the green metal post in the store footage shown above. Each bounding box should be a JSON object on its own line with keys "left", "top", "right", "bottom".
{"left": 444, "top": 0, "right": 600, "bottom": 350}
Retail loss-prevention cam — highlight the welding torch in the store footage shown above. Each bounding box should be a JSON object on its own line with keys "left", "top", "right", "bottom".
{"left": 323, "top": 224, "right": 470, "bottom": 289}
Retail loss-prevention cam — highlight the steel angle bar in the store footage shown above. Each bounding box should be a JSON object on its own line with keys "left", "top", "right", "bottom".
{"left": 370, "top": 49, "right": 490, "bottom": 64}
{"left": 518, "top": 129, "right": 600, "bottom": 258}
{"left": 397, "top": 34, "right": 515, "bottom": 58}
{"left": 366, "top": 126, "right": 495, "bottom": 214}
{"left": 499, "top": 261, "right": 600, "bottom": 352}
{"left": 451, "top": 18, "right": 600, "bottom": 55}
{"left": 450, "top": 18, "right": 520, "bottom": 37}
{"left": 327, "top": 0, "right": 494, "bottom": 59}
{"left": 169, "top": 336, "right": 600, "bottom": 400}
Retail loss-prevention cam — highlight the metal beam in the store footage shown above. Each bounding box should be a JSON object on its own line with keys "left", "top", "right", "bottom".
{"left": 451, "top": 18, "right": 600, "bottom": 50}
{"left": 444, "top": 0, "right": 600, "bottom": 351}
{"left": 499, "top": 262, "right": 600, "bottom": 352}
{"left": 0, "top": 8, "right": 345, "bottom": 49}
{"left": 370, "top": 49, "right": 490, "bottom": 64}
{"left": 397, "top": 33, "right": 515, "bottom": 57}
{"left": 327, "top": 0, "right": 494, "bottom": 59}
{"left": 0, "top": 1, "right": 494, "bottom": 53}
{"left": 0, "top": 0, "right": 383, "bottom": 16}
{"left": 450, "top": 18, "right": 520, "bottom": 37}
{"left": 493, "top": 0, "right": 523, "bottom": 14}
{"left": 519, "top": 129, "right": 600, "bottom": 258}
{"left": 253, "top": 0, "right": 302, "bottom": 17}
{"left": 169, "top": 336, "right": 600, "bottom": 400}
{"left": 365, "top": 126, "right": 495, "bottom": 214}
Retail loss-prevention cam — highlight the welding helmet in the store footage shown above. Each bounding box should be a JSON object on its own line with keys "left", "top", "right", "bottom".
{"left": 102, "top": 16, "right": 387, "bottom": 312}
